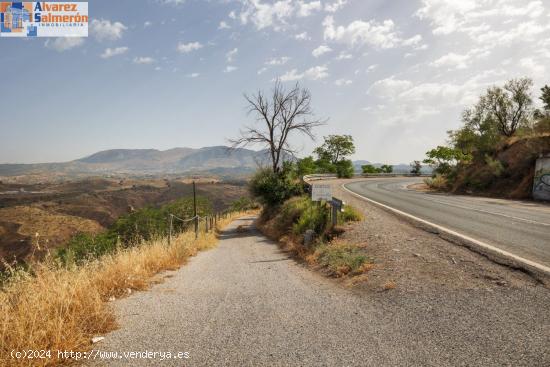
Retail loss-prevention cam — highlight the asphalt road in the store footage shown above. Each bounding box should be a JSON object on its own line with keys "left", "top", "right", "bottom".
{"left": 92, "top": 217, "right": 549, "bottom": 366}
{"left": 344, "top": 178, "right": 550, "bottom": 269}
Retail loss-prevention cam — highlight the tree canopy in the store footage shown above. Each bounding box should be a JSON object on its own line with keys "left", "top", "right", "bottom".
{"left": 314, "top": 135, "right": 355, "bottom": 165}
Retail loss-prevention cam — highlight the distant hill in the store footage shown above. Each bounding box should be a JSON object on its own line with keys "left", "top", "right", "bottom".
{"left": 0, "top": 146, "right": 279, "bottom": 177}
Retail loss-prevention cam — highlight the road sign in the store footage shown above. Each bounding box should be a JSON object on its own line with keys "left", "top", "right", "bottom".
{"left": 312, "top": 184, "right": 332, "bottom": 201}
{"left": 331, "top": 197, "right": 343, "bottom": 209}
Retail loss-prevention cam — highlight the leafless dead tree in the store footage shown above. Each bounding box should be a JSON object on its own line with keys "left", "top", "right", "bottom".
{"left": 230, "top": 80, "right": 326, "bottom": 173}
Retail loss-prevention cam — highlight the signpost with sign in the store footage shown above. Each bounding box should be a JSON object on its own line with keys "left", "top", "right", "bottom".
{"left": 311, "top": 184, "right": 332, "bottom": 201}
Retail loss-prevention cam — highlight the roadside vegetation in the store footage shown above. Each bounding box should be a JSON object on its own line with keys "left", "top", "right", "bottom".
{"left": 423, "top": 78, "right": 550, "bottom": 198}
{"left": 232, "top": 80, "right": 370, "bottom": 280}
{"left": 0, "top": 196, "right": 255, "bottom": 367}
{"left": 258, "top": 194, "right": 367, "bottom": 278}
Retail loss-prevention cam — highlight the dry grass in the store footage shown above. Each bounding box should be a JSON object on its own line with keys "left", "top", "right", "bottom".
{"left": 0, "top": 206, "right": 104, "bottom": 246}
{"left": 382, "top": 281, "right": 397, "bottom": 291}
{"left": 0, "top": 211, "right": 252, "bottom": 367}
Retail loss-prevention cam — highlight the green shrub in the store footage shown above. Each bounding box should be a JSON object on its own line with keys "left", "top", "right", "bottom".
{"left": 57, "top": 232, "right": 118, "bottom": 265}
{"left": 484, "top": 155, "right": 505, "bottom": 177}
{"left": 335, "top": 159, "right": 355, "bottom": 178}
{"left": 56, "top": 196, "right": 214, "bottom": 265}
{"left": 292, "top": 202, "right": 329, "bottom": 236}
{"left": 314, "top": 242, "right": 370, "bottom": 276}
{"left": 249, "top": 168, "right": 302, "bottom": 206}
{"left": 424, "top": 174, "right": 448, "bottom": 190}
{"left": 338, "top": 205, "right": 363, "bottom": 224}
{"left": 230, "top": 197, "right": 258, "bottom": 212}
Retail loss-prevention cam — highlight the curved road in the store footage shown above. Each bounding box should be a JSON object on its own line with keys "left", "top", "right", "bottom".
{"left": 345, "top": 178, "right": 550, "bottom": 269}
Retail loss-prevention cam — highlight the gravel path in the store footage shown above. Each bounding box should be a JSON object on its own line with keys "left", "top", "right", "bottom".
{"left": 90, "top": 215, "right": 549, "bottom": 366}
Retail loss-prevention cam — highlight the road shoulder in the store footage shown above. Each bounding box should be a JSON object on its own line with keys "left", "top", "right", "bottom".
{"left": 326, "top": 178, "right": 546, "bottom": 291}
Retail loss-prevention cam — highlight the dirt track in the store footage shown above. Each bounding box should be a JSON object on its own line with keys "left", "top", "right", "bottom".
{"left": 91, "top": 216, "right": 550, "bottom": 366}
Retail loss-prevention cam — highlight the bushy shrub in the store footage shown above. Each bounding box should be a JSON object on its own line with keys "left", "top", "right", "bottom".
{"left": 249, "top": 168, "right": 302, "bottom": 206}
{"left": 424, "top": 174, "right": 448, "bottom": 190}
{"left": 293, "top": 202, "right": 329, "bottom": 236}
{"left": 57, "top": 197, "right": 213, "bottom": 264}
{"left": 335, "top": 159, "right": 354, "bottom": 178}
{"left": 230, "top": 197, "right": 259, "bottom": 212}
{"left": 57, "top": 232, "right": 118, "bottom": 265}
{"left": 338, "top": 205, "right": 363, "bottom": 223}
{"left": 484, "top": 155, "right": 505, "bottom": 177}
{"left": 314, "top": 242, "right": 371, "bottom": 277}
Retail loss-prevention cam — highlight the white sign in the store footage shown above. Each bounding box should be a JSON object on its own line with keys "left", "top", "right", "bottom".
{"left": 311, "top": 184, "right": 332, "bottom": 201}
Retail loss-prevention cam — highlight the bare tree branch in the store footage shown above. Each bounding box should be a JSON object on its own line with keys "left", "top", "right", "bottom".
{"left": 229, "top": 79, "right": 326, "bottom": 173}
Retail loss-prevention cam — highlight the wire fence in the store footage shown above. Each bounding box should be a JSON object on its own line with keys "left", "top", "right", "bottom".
{"left": 167, "top": 210, "right": 238, "bottom": 246}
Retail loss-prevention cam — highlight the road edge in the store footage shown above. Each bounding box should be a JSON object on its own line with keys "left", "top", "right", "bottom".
{"left": 341, "top": 182, "right": 550, "bottom": 284}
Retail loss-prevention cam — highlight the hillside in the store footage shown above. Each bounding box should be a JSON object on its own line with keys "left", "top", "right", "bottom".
{"left": 451, "top": 135, "right": 550, "bottom": 199}
{"left": 0, "top": 146, "right": 275, "bottom": 178}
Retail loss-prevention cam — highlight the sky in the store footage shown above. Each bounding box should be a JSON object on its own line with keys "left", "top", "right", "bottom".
{"left": 1, "top": 0, "right": 549, "bottom": 164}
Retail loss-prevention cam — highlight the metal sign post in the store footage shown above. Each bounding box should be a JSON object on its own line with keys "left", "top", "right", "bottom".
{"left": 331, "top": 197, "right": 343, "bottom": 227}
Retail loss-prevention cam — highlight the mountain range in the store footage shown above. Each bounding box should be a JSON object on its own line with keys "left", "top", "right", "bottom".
{"left": 0, "top": 146, "right": 276, "bottom": 177}
{"left": 0, "top": 147, "right": 431, "bottom": 178}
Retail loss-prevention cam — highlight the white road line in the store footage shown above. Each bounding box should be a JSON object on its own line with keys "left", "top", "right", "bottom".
{"left": 342, "top": 183, "right": 550, "bottom": 276}
{"left": 373, "top": 180, "right": 550, "bottom": 227}
{"left": 427, "top": 197, "right": 550, "bottom": 227}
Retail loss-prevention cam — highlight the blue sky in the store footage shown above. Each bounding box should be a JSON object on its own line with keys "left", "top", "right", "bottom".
{"left": 1, "top": 0, "right": 549, "bottom": 164}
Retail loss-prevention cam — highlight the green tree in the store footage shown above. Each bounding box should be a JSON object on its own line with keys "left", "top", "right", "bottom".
{"left": 423, "top": 146, "right": 467, "bottom": 176}
{"left": 314, "top": 135, "right": 355, "bottom": 165}
{"left": 541, "top": 85, "right": 550, "bottom": 111}
{"left": 483, "top": 78, "right": 534, "bottom": 137}
{"left": 295, "top": 156, "right": 317, "bottom": 177}
{"left": 362, "top": 164, "right": 381, "bottom": 174}
{"left": 380, "top": 164, "right": 393, "bottom": 173}
{"left": 335, "top": 160, "right": 355, "bottom": 178}
{"left": 410, "top": 161, "right": 422, "bottom": 176}
{"left": 249, "top": 167, "right": 302, "bottom": 206}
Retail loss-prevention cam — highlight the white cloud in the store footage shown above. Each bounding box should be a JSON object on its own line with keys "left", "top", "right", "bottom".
{"left": 177, "top": 41, "right": 203, "bottom": 53}
{"left": 323, "top": 16, "right": 420, "bottom": 49}
{"left": 238, "top": 0, "right": 324, "bottom": 30}
{"left": 280, "top": 65, "right": 329, "bottom": 81}
{"left": 365, "top": 70, "right": 509, "bottom": 126}
{"left": 417, "top": 0, "right": 547, "bottom": 37}
{"left": 218, "top": 21, "right": 231, "bottom": 30}
{"left": 100, "top": 46, "right": 129, "bottom": 59}
{"left": 160, "top": 0, "right": 186, "bottom": 5}
{"left": 295, "top": 32, "right": 310, "bottom": 40}
{"left": 257, "top": 67, "right": 269, "bottom": 75}
{"left": 90, "top": 19, "right": 127, "bottom": 41}
{"left": 266, "top": 56, "right": 291, "bottom": 65}
{"left": 336, "top": 52, "right": 352, "bottom": 60}
{"left": 133, "top": 56, "right": 155, "bottom": 65}
{"left": 325, "top": 0, "right": 347, "bottom": 13}
{"left": 366, "top": 64, "right": 378, "bottom": 72}
{"left": 224, "top": 66, "right": 238, "bottom": 73}
{"left": 44, "top": 38, "right": 84, "bottom": 52}
{"left": 144, "top": 21, "right": 152, "bottom": 28}
{"left": 187, "top": 73, "right": 200, "bottom": 78}
{"left": 312, "top": 45, "right": 332, "bottom": 57}
{"left": 238, "top": 0, "right": 295, "bottom": 30}
{"left": 368, "top": 77, "right": 413, "bottom": 99}
{"left": 297, "top": 1, "right": 321, "bottom": 17}
{"left": 431, "top": 52, "right": 470, "bottom": 69}
{"left": 226, "top": 48, "right": 239, "bottom": 62}
{"left": 335, "top": 79, "right": 353, "bottom": 86}
{"left": 519, "top": 57, "right": 546, "bottom": 74}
